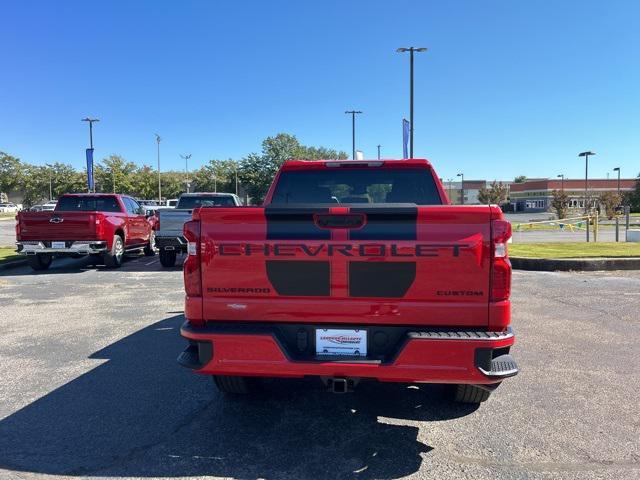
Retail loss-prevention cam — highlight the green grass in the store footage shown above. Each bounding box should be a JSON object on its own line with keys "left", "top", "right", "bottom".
{"left": 0, "top": 247, "right": 21, "bottom": 264}
{"left": 510, "top": 242, "right": 640, "bottom": 259}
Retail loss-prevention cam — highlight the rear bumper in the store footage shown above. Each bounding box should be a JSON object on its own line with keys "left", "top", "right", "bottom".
{"left": 155, "top": 235, "right": 186, "bottom": 251}
{"left": 179, "top": 321, "right": 517, "bottom": 384}
{"left": 16, "top": 240, "right": 108, "bottom": 255}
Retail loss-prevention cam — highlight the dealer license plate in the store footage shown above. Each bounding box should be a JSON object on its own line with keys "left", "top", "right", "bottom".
{"left": 315, "top": 328, "right": 367, "bottom": 357}
{"left": 51, "top": 241, "right": 66, "bottom": 249}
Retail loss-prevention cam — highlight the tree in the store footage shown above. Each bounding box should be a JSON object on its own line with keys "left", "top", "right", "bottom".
{"left": 238, "top": 153, "right": 277, "bottom": 204}
{"left": 19, "top": 164, "right": 49, "bottom": 207}
{"left": 48, "top": 162, "right": 85, "bottom": 199}
{"left": 131, "top": 165, "right": 158, "bottom": 199}
{"left": 551, "top": 189, "right": 569, "bottom": 219}
{"left": 0, "top": 152, "right": 23, "bottom": 195}
{"left": 514, "top": 175, "right": 527, "bottom": 184}
{"left": 477, "top": 181, "right": 509, "bottom": 205}
{"left": 94, "top": 155, "right": 138, "bottom": 195}
{"left": 598, "top": 191, "right": 622, "bottom": 220}
{"left": 192, "top": 159, "right": 238, "bottom": 193}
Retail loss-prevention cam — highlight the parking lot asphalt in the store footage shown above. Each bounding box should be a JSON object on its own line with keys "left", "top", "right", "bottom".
{"left": 0, "top": 255, "right": 639, "bottom": 480}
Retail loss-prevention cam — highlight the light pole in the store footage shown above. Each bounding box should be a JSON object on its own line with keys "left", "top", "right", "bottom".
{"left": 613, "top": 167, "right": 621, "bottom": 196}
{"left": 457, "top": 173, "right": 464, "bottom": 205}
{"left": 396, "top": 47, "right": 427, "bottom": 159}
{"left": 447, "top": 178, "right": 453, "bottom": 202}
{"left": 235, "top": 163, "right": 239, "bottom": 196}
{"left": 557, "top": 174, "right": 564, "bottom": 193}
{"left": 155, "top": 134, "right": 162, "bottom": 202}
{"left": 112, "top": 166, "right": 116, "bottom": 193}
{"left": 613, "top": 167, "right": 621, "bottom": 242}
{"left": 377, "top": 144, "right": 381, "bottom": 160}
{"left": 181, "top": 154, "right": 192, "bottom": 193}
{"left": 81, "top": 117, "right": 99, "bottom": 149}
{"left": 345, "top": 110, "right": 362, "bottom": 159}
{"left": 81, "top": 118, "right": 99, "bottom": 193}
{"left": 579, "top": 151, "right": 595, "bottom": 241}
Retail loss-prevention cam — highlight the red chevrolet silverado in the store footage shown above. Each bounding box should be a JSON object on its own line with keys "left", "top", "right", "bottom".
{"left": 16, "top": 194, "right": 156, "bottom": 270}
{"left": 178, "top": 159, "right": 517, "bottom": 403}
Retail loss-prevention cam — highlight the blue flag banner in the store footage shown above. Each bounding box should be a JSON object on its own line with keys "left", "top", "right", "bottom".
{"left": 402, "top": 118, "right": 410, "bottom": 159}
{"left": 86, "top": 148, "right": 94, "bottom": 191}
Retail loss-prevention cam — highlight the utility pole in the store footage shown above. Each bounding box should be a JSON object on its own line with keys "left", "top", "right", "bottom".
{"left": 397, "top": 47, "right": 427, "bottom": 159}
{"left": 457, "top": 173, "right": 465, "bottom": 205}
{"left": 181, "top": 154, "right": 192, "bottom": 193}
{"left": 377, "top": 144, "right": 381, "bottom": 160}
{"left": 155, "top": 134, "right": 162, "bottom": 202}
{"left": 345, "top": 110, "right": 362, "bottom": 159}
{"left": 81, "top": 118, "right": 99, "bottom": 193}
{"left": 579, "top": 151, "right": 595, "bottom": 242}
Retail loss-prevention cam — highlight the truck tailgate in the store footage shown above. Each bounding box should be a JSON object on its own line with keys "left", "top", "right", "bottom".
{"left": 18, "top": 211, "right": 98, "bottom": 241}
{"left": 197, "top": 205, "right": 494, "bottom": 327}
{"left": 158, "top": 210, "right": 193, "bottom": 237}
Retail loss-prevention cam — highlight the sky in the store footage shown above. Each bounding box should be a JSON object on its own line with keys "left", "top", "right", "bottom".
{"left": 1, "top": 0, "right": 639, "bottom": 182}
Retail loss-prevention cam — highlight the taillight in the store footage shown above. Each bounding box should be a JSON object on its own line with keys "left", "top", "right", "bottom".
{"left": 183, "top": 219, "right": 202, "bottom": 297}
{"left": 491, "top": 219, "right": 512, "bottom": 302}
{"left": 15, "top": 215, "right": 21, "bottom": 239}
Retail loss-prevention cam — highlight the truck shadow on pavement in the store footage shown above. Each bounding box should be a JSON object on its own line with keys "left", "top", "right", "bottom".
{"left": 0, "top": 314, "right": 478, "bottom": 479}
{"left": 0, "top": 254, "right": 184, "bottom": 276}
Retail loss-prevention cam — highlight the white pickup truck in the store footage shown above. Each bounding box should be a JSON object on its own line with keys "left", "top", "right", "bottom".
{"left": 156, "top": 192, "right": 242, "bottom": 267}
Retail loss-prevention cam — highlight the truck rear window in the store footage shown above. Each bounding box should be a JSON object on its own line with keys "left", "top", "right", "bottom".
{"left": 177, "top": 196, "right": 236, "bottom": 209}
{"left": 271, "top": 168, "right": 442, "bottom": 205}
{"left": 56, "top": 196, "right": 121, "bottom": 212}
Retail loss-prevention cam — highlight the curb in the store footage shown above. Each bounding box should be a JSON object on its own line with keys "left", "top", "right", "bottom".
{"left": 511, "top": 257, "right": 640, "bottom": 272}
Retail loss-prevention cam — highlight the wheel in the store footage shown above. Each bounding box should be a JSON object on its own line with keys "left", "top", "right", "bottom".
{"left": 103, "top": 234, "right": 124, "bottom": 268}
{"left": 452, "top": 384, "right": 496, "bottom": 404}
{"left": 212, "top": 375, "right": 258, "bottom": 395}
{"left": 28, "top": 253, "right": 52, "bottom": 271}
{"left": 159, "top": 248, "right": 177, "bottom": 267}
{"left": 144, "top": 231, "right": 156, "bottom": 256}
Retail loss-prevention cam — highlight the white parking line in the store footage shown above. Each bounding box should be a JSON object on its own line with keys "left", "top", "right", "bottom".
{"left": 145, "top": 260, "right": 159, "bottom": 266}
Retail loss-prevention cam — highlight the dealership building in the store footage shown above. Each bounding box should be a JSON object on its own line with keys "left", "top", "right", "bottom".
{"left": 509, "top": 178, "right": 636, "bottom": 213}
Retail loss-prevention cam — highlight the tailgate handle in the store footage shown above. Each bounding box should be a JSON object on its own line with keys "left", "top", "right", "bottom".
{"left": 314, "top": 213, "right": 365, "bottom": 229}
{"left": 49, "top": 216, "right": 63, "bottom": 223}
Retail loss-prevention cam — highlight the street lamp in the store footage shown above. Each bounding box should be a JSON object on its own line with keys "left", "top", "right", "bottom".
{"left": 181, "top": 154, "right": 192, "bottom": 193}
{"left": 345, "top": 110, "right": 362, "bottom": 159}
{"left": 613, "top": 167, "right": 621, "bottom": 196}
{"left": 396, "top": 47, "right": 427, "bottom": 159}
{"left": 579, "top": 151, "right": 595, "bottom": 241}
{"left": 578, "top": 151, "right": 595, "bottom": 213}
{"left": 377, "top": 144, "right": 381, "bottom": 160}
{"left": 81, "top": 118, "right": 99, "bottom": 149}
{"left": 155, "top": 134, "right": 162, "bottom": 202}
{"left": 457, "top": 173, "right": 464, "bottom": 205}
{"left": 557, "top": 174, "right": 564, "bottom": 193}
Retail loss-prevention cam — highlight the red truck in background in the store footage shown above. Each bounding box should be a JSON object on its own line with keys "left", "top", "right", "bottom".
{"left": 178, "top": 159, "right": 517, "bottom": 403}
{"left": 16, "top": 194, "right": 156, "bottom": 271}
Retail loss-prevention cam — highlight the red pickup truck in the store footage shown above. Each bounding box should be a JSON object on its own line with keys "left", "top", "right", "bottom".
{"left": 178, "top": 159, "right": 517, "bottom": 403}
{"left": 16, "top": 194, "right": 156, "bottom": 270}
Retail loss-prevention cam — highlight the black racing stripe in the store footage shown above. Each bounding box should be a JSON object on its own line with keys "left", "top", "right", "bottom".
{"left": 349, "top": 206, "right": 417, "bottom": 240}
{"left": 265, "top": 206, "right": 331, "bottom": 240}
{"left": 266, "top": 260, "right": 330, "bottom": 296}
{"left": 349, "top": 261, "right": 416, "bottom": 298}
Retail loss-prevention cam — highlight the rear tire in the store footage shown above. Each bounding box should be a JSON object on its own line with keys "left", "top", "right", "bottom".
{"left": 28, "top": 253, "right": 52, "bottom": 271}
{"left": 144, "top": 232, "right": 156, "bottom": 256}
{"left": 103, "top": 235, "right": 124, "bottom": 268}
{"left": 452, "top": 384, "right": 495, "bottom": 404}
{"left": 159, "top": 248, "right": 177, "bottom": 267}
{"left": 212, "top": 375, "right": 257, "bottom": 395}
